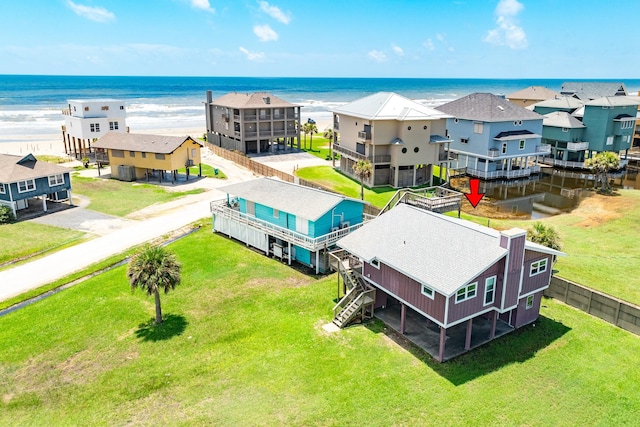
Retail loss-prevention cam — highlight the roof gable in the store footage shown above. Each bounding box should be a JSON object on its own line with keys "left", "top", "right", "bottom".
{"left": 332, "top": 92, "right": 451, "bottom": 121}
{"left": 436, "top": 92, "right": 542, "bottom": 122}
{"left": 542, "top": 111, "right": 585, "bottom": 128}
{"left": 219, "top": 177, "right": 365, "bottom": 221}
{"left": 506, "top": 86, "right": 560, "bottom": 101}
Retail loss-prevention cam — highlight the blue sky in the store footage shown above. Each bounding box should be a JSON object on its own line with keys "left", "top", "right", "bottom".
{"left": 0, "top": 0, "right": 636, "bottom": 78}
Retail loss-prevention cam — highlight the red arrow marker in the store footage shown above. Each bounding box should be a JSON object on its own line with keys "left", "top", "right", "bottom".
{"left": 464, "top": 178, "right": 485, "bottom": 208}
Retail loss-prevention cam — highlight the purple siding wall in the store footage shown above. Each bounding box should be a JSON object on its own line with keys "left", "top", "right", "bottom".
{"left": 500, "top": 234, "right": 526, "bottom": 309}
{"left": 512, "top": 291, "right": 543, "bottom": 328}
{"left": 447, "top": 261, "right": 504, "bottom": 325}
{"left": 364, "top": 262, "right": 446, "bottom": 323}
{"left": 521, "top": 251, "right": 553, "bottom": 295}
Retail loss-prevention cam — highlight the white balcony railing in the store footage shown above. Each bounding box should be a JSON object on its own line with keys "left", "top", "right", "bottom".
{"left": 465, "top": 166, "right": 541, "bottom": 179}
{"left": 566, "top": 142, "right": 589, "bottom": 151}
{"left": 211, "top": 200, "right": 367, "bottom": 252}
{"left": 536, "top": 145, "right": 552, "bottom": 154}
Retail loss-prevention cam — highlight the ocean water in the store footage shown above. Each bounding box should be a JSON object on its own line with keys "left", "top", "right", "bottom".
{"left": 1, "top": 75, "right": 639, "bottom": 141}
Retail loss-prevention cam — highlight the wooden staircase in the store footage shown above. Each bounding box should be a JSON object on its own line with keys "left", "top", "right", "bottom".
{"left": 377, "top": 186, "right": 463, "bottom": 217}
{"left": 332, "top": 270, "right": 375, "bottom": 328}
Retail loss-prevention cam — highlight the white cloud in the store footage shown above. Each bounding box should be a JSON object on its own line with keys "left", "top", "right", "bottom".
{"left": 368, "top": 50, "right": 387, "bottom": 62}
{"left": 391, "top": 44, "right": 404, "bottom": 56}
{"left": 239, "top": 46, "right": 265, "bottom": 61}
{"left": 436, "top": 33, "right": 445, "bottom": 42}
{"left": 191, "top": 0, "right": 215, "bottom": 13}
{"left": 484, "top": 0, "right": 527, "bottom": 49}
{"left": 258, "top": 1, "right": 292, "bottom": 24}
{"left": 253, "top": 24, "right": 278, "bottom": 42}
{"left": 66, "top": 1, "right": 115, "bottom": 23}
{"left": 423, "top": 39, "right": 435, "bottom": 51}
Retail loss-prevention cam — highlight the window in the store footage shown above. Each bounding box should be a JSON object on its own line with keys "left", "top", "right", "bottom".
{"left": 562, "top": 127, "right": 568, "bottom": 132}
{"left": 84, "top": 106, "right": 89, "bottom": 111}
{"left": 120, "top": 105, "right": 124, "bottom": 110}
{"left": 90, "top": 123, "right": 101, "bottom": 132}
{"left": 95, "top": 123, "right": 100, "bottom": 132}
{"left": 474, "top": 122, "right": 484, "bottom": 134}
{"left": 155, "top": 153, "right": 165, "bottom": 160}
{"left": 273, "top": 208, "right": 279, "bottom": 218}
{"left": 530, "top": 259, "right": 548, "bottom": 276}
{"left": 606, "top": 136, "right": 614, "bottom": 146}
{"left": 101, "top": 106, "right": 109, "bottom": 111}
{"left": 402, "top": 147, "right": 407, "bottom": 153}
{"left": 112, "top": 149, "right": 124, "bottom": 158}
{"left": 421, "top": 284, "right": 434, "bottom": 299}
{"left": 414, "top": 147, "right": 419, "bottom": 153}
{"left": 514, "top": 120, "right": 523, "bottom": 126}
{"left": 274, "top": 109, "right": 281, "bottom": 118}
{"left": 456, "top": 282, "right": 477, "bottom": 303}
{"left": 0, "top": 183, "right": 5, "bottom": 194}
{"left": 141, "top": 152, "right": 146, "bottom": 158}
{"left": 484, "top": 276, "right": 496, "bottom": 305}
{"left": 460, "top": 138, "right": 469, "bottom": 144}
{"left": 191, "top": 148, "right": 197, "bottom": 158}
{"left": 407, "top": 126, "right": 412, "bottom": 130}
{"left": 259, "top": 109, "right": 267, "bottom": 119}
{"left": 109, "top": 121, "right": 119, "bottom": 130}
{"left": 454, "top": 118, "right": 459, "bottom": 124}
{"left": 371, "top": 259, "right": 380, "bottom": 269}
{"left": 502, "top": 142, "right": 508, "bottom": 154}
{"left": 129, "top": 151, "right": 135, "bottom": 157}
{"left": 48, "top": 174, "right": 65, "bottom": 186}
{"left": 526, "top": 295, "right": 534, "bottom": 310}
{"left": 519, "top": 140, "right": 526, "bottom": 150}
{"left": 18, "top": 179, "right": 35, "bottom": 193}
{"left": 423, "top": 125, "right": 427, "bottom": 130}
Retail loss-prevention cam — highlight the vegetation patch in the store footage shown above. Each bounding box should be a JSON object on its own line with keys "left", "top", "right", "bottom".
{"left": 0, "top": 228, "right": 638, "bottom": 425}
{"left": 71, "top": 175, "right": 203, "bottom": 216}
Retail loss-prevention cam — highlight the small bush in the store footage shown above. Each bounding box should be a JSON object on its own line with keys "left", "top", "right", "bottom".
{"left": 0, "top": 205, "right": 15, "bottom": 224}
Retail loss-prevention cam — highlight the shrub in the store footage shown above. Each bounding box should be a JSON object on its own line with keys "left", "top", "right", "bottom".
{"left": 0, "top": 205, "right": 15, "bottom": 224}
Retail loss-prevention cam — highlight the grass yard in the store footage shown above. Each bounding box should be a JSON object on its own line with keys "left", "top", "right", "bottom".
{"left": 177, "top": 164, "right": 227, "bottom": 179}
{"left": 296, "top": 165, "right": 445, "bottom": 208}
{"left": 71, "top": 175, "right": 204, "bottom": 217}
{"left": 0, "top": 222, "right": 86, "bottom": 267}
{"left": 457, "top": 190, "right": 640, "bottom": 306}
{"left": 1, "top": 226, "right": 638, "bottom": 425}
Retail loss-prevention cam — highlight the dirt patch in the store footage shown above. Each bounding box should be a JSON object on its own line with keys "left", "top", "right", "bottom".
{"left": 571, "top": 192, "right": 635, "bottom": 228}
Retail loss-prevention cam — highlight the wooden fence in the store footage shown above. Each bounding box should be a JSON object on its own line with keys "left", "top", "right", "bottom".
{"left": 545, "top": 276, "right": 640, "bottom": 335}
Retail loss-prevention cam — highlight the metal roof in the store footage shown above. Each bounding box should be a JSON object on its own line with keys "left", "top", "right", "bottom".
{"left": 0, "top": 153, "right": 70, "bottom": 183}
{"left": 331, "top": 92, "right": 452, "bottom": 121}
{"left": 219, "top": 177, "right": 365, "bottom": 221}
{"left": 92, "top": 132, "right": 202, "bottom": 154}
{"left": 542, "top": 111, "right": 586, "bottom": 128}
{"left": 435, "top": 92, "right": 542, "bottom": 122}
{"left": 336, "top": 204, "right": 509, "bottom": 296}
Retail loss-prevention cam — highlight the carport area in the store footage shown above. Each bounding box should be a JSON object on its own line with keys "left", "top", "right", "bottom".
{"left": 375, "top": 303, "right": 514, "bottom": 362}
{"left": 5, "top": 195, "right": 73, "bottom": 221}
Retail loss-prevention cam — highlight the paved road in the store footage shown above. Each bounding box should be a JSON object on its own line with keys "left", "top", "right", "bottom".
{"left": 0, "top": 149, "right": 258, "bottom": 302}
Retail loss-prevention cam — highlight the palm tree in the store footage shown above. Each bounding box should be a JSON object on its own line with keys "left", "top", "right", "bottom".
{"left": 302, "top": 121, "right": 318, "bottom": 151}
{"left": 323, "top": 127, "right": 335, "bottom": 164}
{"left": 585, "top": 151, "right": 620, "bottom": 192}
{"left": 127, "top": 245, "right": 182, "bottom": 324}
{"left": 527, "top": 222, "right": 562, "bottom": 251}
{"left": 352, "top": 159, "right": 372, "bottom": 201}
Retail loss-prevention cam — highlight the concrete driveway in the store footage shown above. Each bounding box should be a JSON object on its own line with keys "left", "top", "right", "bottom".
{"left": 30, "top": 206, "right": 136, "bottom": 235}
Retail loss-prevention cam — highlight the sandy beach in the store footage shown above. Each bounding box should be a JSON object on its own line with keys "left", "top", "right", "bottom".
{"left": 0, "top": 115, "right": 333, "bottom": 158}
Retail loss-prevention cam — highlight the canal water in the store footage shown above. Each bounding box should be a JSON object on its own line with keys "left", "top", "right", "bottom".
{"left": 451, "top": 166, "right": 640, "bottom": 219}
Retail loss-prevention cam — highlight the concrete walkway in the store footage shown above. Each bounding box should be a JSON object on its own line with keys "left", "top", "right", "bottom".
{"left": 0, "top": 148, "right": 257, "bottom": 303}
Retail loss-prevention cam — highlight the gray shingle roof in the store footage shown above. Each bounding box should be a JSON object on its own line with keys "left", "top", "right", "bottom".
{"left": 506, "top": 86, "right": 560, "bottom": 101}
{"left": 331, "top": 92, "right": 451, "bottom": 121}
{"left": 219, "top": 177, "right": 365, "bottom": 221}
{"left": 585, "top": 96, "right": 640, "bottom": 107}
{"left": 336, "top": 204, "right": 509, "bottom": 296}
{"left": 543, "top": 111, "right": 586, "bottom": 128}
{"left": 0, "top": 153, "right": 70, "bottom": 183}
{"left": 560, "top": 82, "right": 628, "bottom": 101}
{"left": 210, "top": 92, "right": 298, "bottom": 108}
{"left": 92, "top": 132, "right": 202, "bottom": 154}
{"left": 435, "top": 93, "right": 542, "bottom": 122}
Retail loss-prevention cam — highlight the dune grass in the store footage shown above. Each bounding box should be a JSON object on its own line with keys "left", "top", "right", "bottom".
{"left": 0, "top": 226, "right": 638, "bottom": 425}
{"left": 0, "top": 222, "right": 86, "bottom": 267}
{"left": 71, "top": 175, "right": 204, "bottom": 217}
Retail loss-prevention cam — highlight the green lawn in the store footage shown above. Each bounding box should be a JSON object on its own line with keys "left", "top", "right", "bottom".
{"left": 1, "top": 226, "right": 638, "bottom": 425}
{"left": 72, "top": 175, "right": 204, "bottom": 217}
{"left": 0, "top": 222, "right": 86, "bottom": 267}
{"left": 295, "top": 165, "right": 445, "bottom": 208}
{"left": 177, "top": 164, "right": 227, "bottom": 179}
{"left": 300, "top": 136, "right": 337, "bottom": 160}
